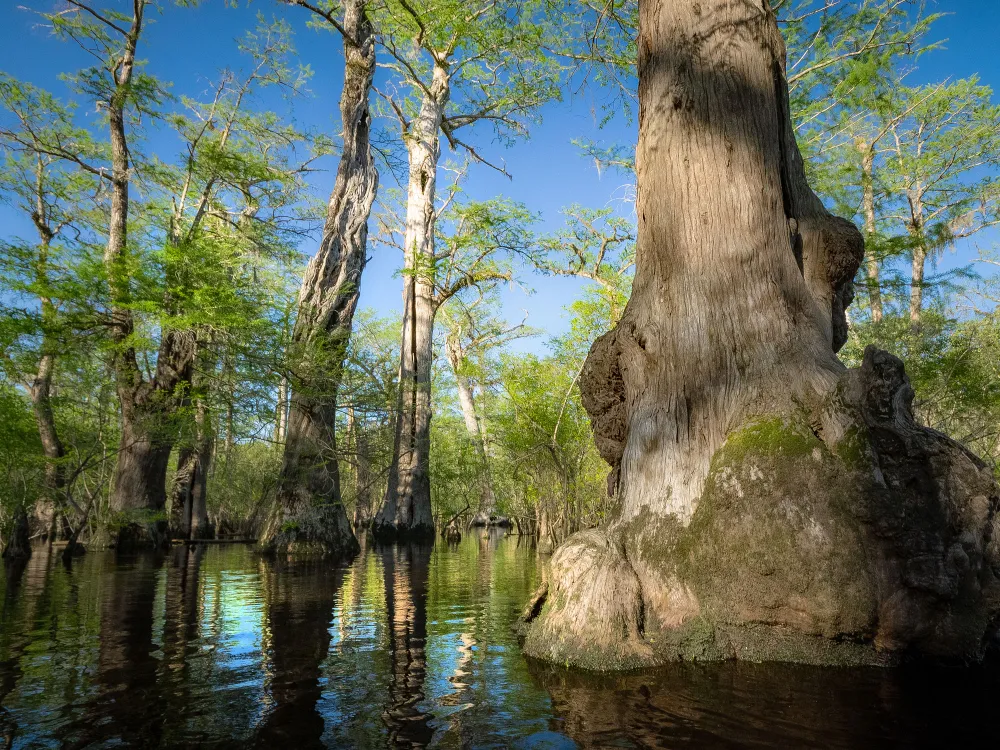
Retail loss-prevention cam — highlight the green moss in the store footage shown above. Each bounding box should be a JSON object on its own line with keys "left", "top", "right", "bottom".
{"left": 713, "top": 417, "right": 818, "bottom": 467}
{"left": 833, "top": 425, "right": 874, "bottom": 471}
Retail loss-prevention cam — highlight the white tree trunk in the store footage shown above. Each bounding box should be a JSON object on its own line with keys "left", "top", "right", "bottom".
{"left": 373, "top": 64, "right": 450, "bottom": 540}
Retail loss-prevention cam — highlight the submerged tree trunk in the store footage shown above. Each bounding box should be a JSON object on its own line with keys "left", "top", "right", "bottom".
{"left": 261, "top": 0, "right": 377, "bottom": 556}
{"left": 521, "top": 0, "right": 1000, "bottom": 670}
{"left": 444, "top": 335, "right": 496, "bottom": 525}
{"left": 371, "top": 65, "right": 449, "bottom": 541}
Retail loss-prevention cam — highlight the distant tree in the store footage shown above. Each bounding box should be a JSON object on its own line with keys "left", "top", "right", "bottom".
{"left": 369, "top": 0, "right": 561, "bottom": 539}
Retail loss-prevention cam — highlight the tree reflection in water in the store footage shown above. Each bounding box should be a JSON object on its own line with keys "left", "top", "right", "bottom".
{"left": 63, "top": 552, "right": 165, "bottom": 749}
{"left": 380, "top": 542, "right": 434, "bottom": 748}
{"left": 252, "top": 556, "right": 346, "bottom": 748}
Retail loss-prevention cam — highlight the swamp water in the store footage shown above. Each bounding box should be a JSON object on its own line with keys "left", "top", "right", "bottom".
{"left": 1, "top": 534, "right": 998, "bottom": 749}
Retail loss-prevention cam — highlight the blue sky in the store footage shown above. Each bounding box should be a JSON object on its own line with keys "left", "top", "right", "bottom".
{"left": 0, "top": 0, "right": 996, "bottom": 353}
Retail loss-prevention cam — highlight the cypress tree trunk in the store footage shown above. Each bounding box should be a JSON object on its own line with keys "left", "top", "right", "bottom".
{"left": 29, "top": 350, "right": 65, "bottom": 541}
{"left": 169, "top": 385, "right": 214, "bottom": 540}
{"left": 99, "top": 3, "right": 199, "bottom": 550}
{"left": 521, "top": 0, "right": 1000, "bottom": 670}
{"left": 859, "top": 142, "right": 883, "bottom": 323}
{"left": 261, "top": 0, "right": 377, "bottom": 556}
{"left": 371, "top": 64, "right": 449, "bottom": 541}
{"left": 348, "top": 407, "right": 374, "bottom": 531}
{"left": 445, "top": 336, "right": 497, "bottom": 525}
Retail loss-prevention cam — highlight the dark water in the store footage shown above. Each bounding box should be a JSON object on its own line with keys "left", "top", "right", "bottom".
{"left": 1, "top": 535, "right": 998, "bottom": 749}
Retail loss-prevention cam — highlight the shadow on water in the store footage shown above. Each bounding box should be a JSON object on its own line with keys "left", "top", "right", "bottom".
{"left": 1, "top": 537, "right": 999, "bottom": 748}
{"left": 528, "top": 657, "right": 1000, "bottom": 749}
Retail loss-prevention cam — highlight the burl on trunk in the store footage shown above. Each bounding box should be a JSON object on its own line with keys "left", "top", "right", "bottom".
{"left": 521, "top": 0, "right": 1000, "bottom": 669}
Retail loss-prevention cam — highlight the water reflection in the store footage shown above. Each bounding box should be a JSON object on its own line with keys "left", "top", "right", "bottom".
{"left": 61, "top": 553, "right": 164, "bottom": 748}
{"left": 253, "top": 557, "right": 346, "bottom": 748}
{"left": 0, "top": 538, "right": 998, "bottom": 749}
{"left": 529, "top": 658, "right": 1000, "bottom": 749}
{"left": 380, "top": 543, "right": 434, "bottom": 748}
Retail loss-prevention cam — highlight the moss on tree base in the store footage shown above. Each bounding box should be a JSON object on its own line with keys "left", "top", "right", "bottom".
{"left": 260, "top": 502, "right": 360, "bottom": 558}
{"left": 522, "top": 350, "right": 1000, "bottom": 671}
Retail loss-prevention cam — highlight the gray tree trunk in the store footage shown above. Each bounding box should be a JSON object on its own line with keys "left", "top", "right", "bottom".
{"left": 261, "top": 0, "right": 377, "bottom": 556}
{"left": 371, "top": 64, "right": 450, "bottom": 541}
{"left": 275, "top": 375, "right": 289, "bottom": 443}
{"left": 348, "top": 407, "right": 374, "bottom": 531}
{"left": 444, "top": 335, "right": 496, "bottom": 523}
{"left": 521, "top": 0, "right": 1000, "bottom": 670}
{"left": 859, "top": 143, "right": 883, "bottom": 323}
{"left": 907, "top": 184, "right": 927, "bottom": 328}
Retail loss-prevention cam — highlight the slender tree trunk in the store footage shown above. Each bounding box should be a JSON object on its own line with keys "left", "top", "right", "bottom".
{"left": 906, "top": 186, "right": 927, "bottom": 329}
{"left": 262, "top": 0, "right": 377, "bottom": 556}
{"left": 29, "top": 349, "right": 65, "bottom": 540}
{"left": 275, "top": 375, "right": 288, "bottom": 443}
{"left": 372, "top": 64, "right": 450, "bottom": 541}
{"left": 348, "top": 408, "right": 374, "bottom": 530}
{"left": 522, "top": 0, "right": 1000, "bottom": 670}
{"left": 859, "top": 143, "right": 883, "bottom": 323}
{"left": 444, "top": 336, "right": 496, "bottom": 524}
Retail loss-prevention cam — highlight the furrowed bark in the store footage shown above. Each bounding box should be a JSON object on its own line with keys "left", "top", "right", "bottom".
{"left": 521, "top": 0, "right": 1000, "bottom": 671}
{"left": 260, "top": 0, "right": 377, "bottom": 556}
{"left": 372, "top": 63, "right": 450, "bottom": 542}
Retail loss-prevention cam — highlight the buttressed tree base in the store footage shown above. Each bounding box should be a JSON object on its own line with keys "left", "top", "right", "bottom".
{"left": 520, "top": 0, "right": 1000, "bottom": 670}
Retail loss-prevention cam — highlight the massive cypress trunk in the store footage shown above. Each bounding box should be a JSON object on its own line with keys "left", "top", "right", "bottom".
{"left": 521, "top": 0, "right": 1000, "bottom": 670}
{"left": 371, "top": 65, "right": 449, "bottom": 541}
{"left": 261, "top": 0, "right": 377, "bottom": 556}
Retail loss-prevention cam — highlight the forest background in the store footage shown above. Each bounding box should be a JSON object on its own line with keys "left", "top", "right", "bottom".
{"left": 1, "top": 0, "right": 999, "bottom": 552}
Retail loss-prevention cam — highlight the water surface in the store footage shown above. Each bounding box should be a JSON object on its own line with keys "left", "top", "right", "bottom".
{"left": 1, "top": 534, "right": 997, "bottom": 748}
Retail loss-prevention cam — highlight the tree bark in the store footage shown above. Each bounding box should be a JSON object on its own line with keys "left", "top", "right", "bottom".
{"left": 261, "top": 0, "right": 377, "bottom": 556}
{"left": 907, "top": 185, "right": 927, "bottom": 328}
{"left": 98, "top": 2, "right": 197, "bottom": 550}
{"left": 29, "top": 350, "right": 65, "bottom": 541}
{"left": 372, "top": 64, "right": 450, "bottom": 541}
{"left": 521, "top": 0, "right": 1000, "bottom": 670}
{"left": 348, "top": 407, "right": 374, "bottom": 531}
{"left": 859, "top": 142, "right": 883, "bottom": 323}
{"left": 275, "top": 375, "right": 289, "bottom": 444}
{"left": 444, "top": 335, "right": 497, "bottom": 524}
{"left": 169, "top": 382, "right": 213, "bottom": 540}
